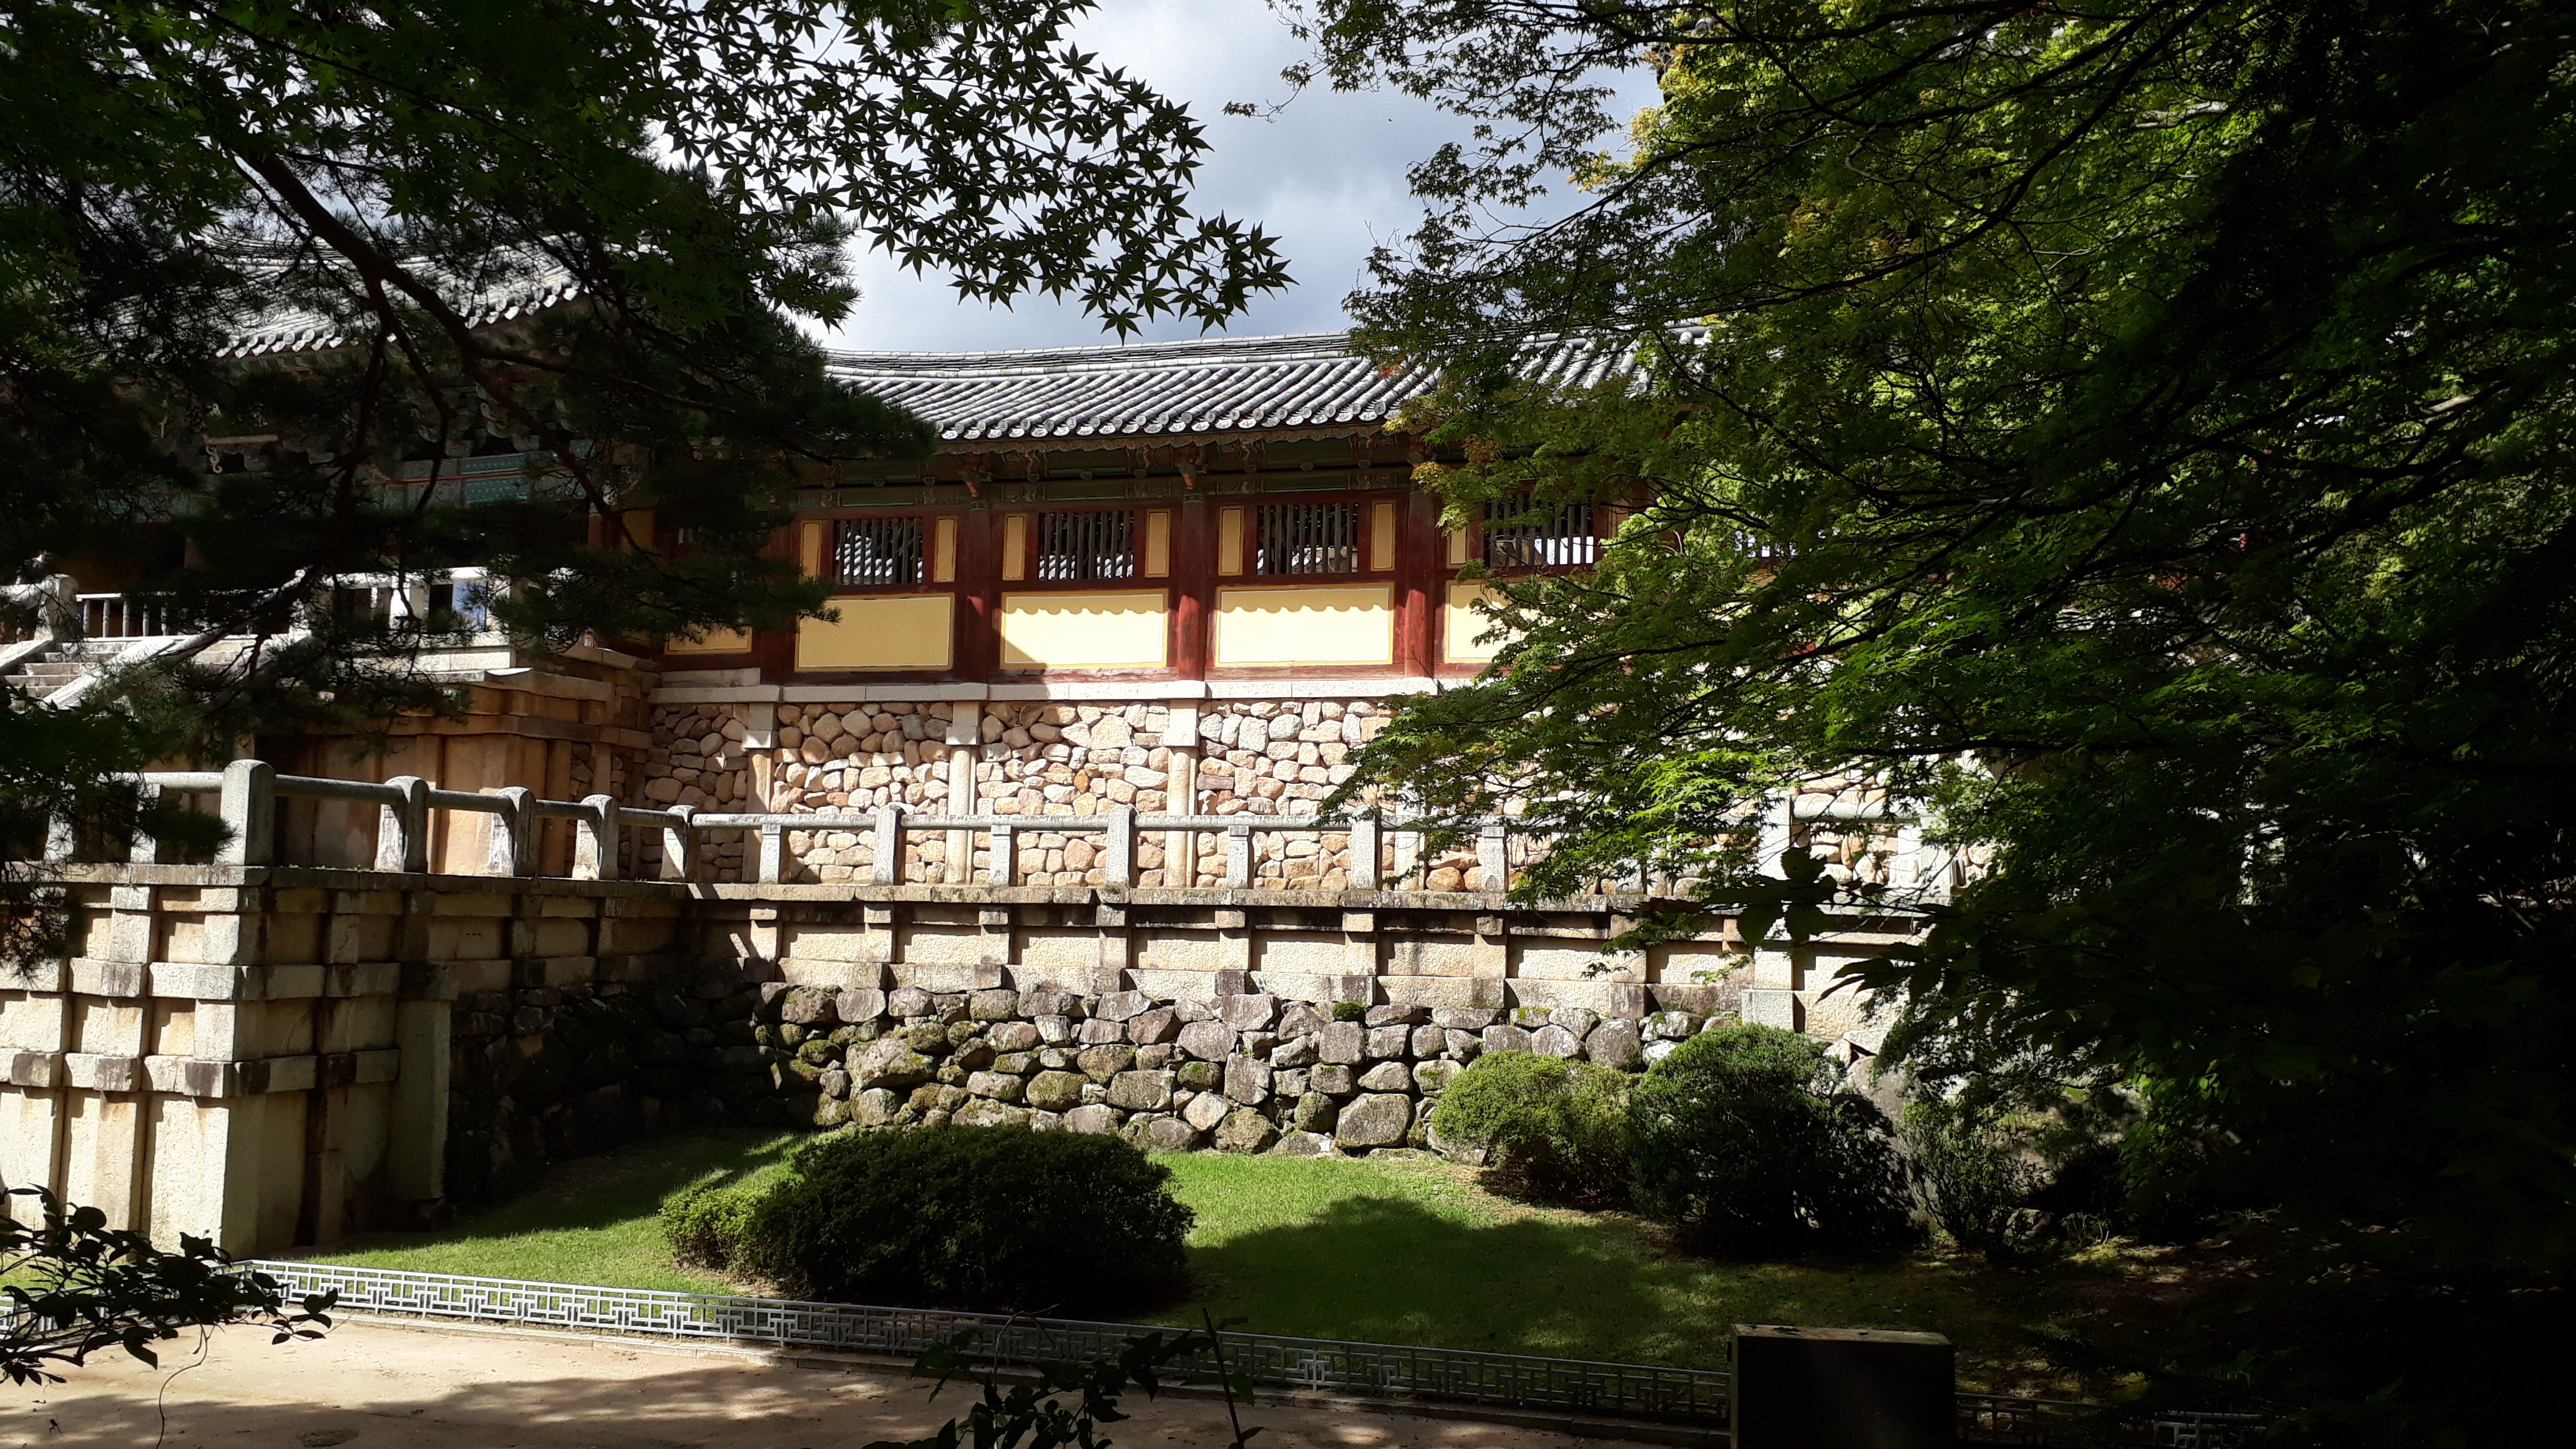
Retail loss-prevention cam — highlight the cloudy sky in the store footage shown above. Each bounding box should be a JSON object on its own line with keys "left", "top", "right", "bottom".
{"left": 819, "top": 1, "right": 1655, "bottom": 355}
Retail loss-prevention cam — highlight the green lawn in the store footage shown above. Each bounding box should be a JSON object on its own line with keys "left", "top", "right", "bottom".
{"left": 1149, "top": 1153, "right": 2124, "bottom": 1386}
{"left": 293, "top": 1129, "right": 800, "bottom": 1293}
{"left": 296, "top": 1129, "right": 2172, "bottom": 1396}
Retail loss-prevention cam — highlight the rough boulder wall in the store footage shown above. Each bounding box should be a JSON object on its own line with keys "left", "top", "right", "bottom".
{"left": 726, "top": 982, "right": 1745, "bottom": 1158}
{"left": 438, "top": 955, "right": 783, "bottom": 1208}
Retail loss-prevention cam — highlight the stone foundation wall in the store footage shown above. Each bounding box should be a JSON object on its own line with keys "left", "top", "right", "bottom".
{"left": 7, "top": 859, "right": 1905, "bottom": 1255}
{"left": 439, "top": 952, "right": 726, "bottom": 1208}
{"left": 748, "top": 980, "right": 1732, "bottom": 1156}
{"left": 0, "top": 866, "right": 686, "bottom": 1253}
{"left": 637, "top": 695, "right": 1417, "bottom": 888}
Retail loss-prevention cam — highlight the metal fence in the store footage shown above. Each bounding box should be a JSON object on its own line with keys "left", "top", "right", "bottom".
{"left": 246, "top": 1261, "right": 1729, "bottom": 1423}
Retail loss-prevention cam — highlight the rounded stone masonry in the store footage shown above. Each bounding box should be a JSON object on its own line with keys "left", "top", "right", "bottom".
{"left": 716, "top": 984, "right": 1740, "bottom": 1157}
{"left": 1334, "top": 1093, "right": 1412, "bottom": 1148}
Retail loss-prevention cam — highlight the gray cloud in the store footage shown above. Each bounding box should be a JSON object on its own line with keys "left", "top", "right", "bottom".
{"left": 819, "top": 0, "right": 1653, "bottom": 353}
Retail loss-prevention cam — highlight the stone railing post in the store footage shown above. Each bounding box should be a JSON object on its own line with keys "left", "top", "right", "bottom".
{"left": 1477, "top": 822, "right": 1509, "bottom": 893}
{"left": 871, "top": 806, "right": 902, "bottom": 886}
{"left": 215, "top": 758, "right": 273, "bottom": 865}
{"left": 573, "top": 793, "right": 618, "bottom": 881}
{"left": 126, "top": 781, "right": 162, "bottom": 864}
{"left": 660, "top": 805, "right": 698, "bottom": 882}
{"left": 1164, "top": 705, "right": 1201, "bottom": 885}
{"left": 1225, "top": 822, "right": 1252, "bottom": 889}
{"left": 1102, "top": 806, "right": 1134, "bottom": 889}
{"left": 988, "top": 823, "right": 1015, "bottom": 887}
{"left": 40, "top": 574, "right": 77, "bottom": 640}
{"left": 943, "top": 705, "right": 982, "bottom": 885}
{"left": 375, "top": 775, "right": 431, "bottom": 874}
{"left": 1348, "top": 816, "right": 1380, "bottom": 891}
{"left": 485, "top": 787, "right": 534, "bottom": 876}
{"left": 757, "top": 821, "right": 784, "bottom": 885}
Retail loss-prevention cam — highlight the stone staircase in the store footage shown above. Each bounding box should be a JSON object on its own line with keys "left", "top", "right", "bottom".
{"left": 3, "top": 640, "right": 125, "bottom": 703}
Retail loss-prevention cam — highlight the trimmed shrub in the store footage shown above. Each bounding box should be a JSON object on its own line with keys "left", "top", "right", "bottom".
{"left": 1900, "top": 1096, "right": 2050, "bottom": 1258}
{"left": 660, "top": 1179, "right": 764, "bottom": 1271}
{"left": 1628, "top": 1025, "right": 1917, "bottom": 1255}
{"left": 1430, "top": 1050, "right": 1632, "bottom": 1207}
{"left": 737, "top": 1126, "right": 1194, "bottom": 1312}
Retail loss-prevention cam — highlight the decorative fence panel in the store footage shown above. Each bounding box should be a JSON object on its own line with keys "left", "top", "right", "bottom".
{"left": 1954, "top": 1392, "right": 2270, "bottom": 1448}
{"left": 249, "top": 1262, "right": 1731, "bottom": 1423}
{"left": 250, "top": 1263, "right": 2266, "bottom": 1446}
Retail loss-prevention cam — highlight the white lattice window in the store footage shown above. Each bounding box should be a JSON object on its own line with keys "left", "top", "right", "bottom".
{"left": 1483, "top": 499, "right": 1598, "bottom": 568}
{"left": 834, "top": 517, "right": 925, "bottom": 587}
{"left": 1256, "top": 502, "right": 1359, "bottom": 575}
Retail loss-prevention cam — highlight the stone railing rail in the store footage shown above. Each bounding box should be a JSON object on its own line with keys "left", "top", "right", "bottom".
{"left": 75, "top": 592, "right": 173, "bottom": 640}
{"left": 55, "top": 759, "right": 1934, "bottom": 899}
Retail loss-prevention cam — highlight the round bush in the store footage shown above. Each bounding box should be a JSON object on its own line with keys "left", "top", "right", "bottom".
{"left": 1430, "top": 1050, "right": 1631, "bottom": 1206}
{"left": 1627, "top": 1025, "right": 1917, "bottom": 1255}
{"left": 738, "top": 1126, "right": 1194, "bottom": 1311}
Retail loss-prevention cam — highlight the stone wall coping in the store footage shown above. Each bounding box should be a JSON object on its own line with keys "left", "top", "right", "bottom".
{"left": 49, "top": 862, "right": 694, "bottom": 901}
{"left": 654, "top": 686, "right": 783, "bottom": 704}
{"left": 8, "top": 1051, "right": 409, "bottom": 1100}
{"left": 474, "top": 666, "right": 615, "bottom": 702}
{"left": 659, "top": 677, "right": 1455, "bottom": 707}
{"left": 683, "top": 881, "right": 1698, "bottom": 918}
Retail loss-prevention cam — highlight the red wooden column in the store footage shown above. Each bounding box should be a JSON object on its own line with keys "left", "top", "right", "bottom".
{"left": 955, "top": 503, "right": 1002, "bottom": 683}
{"left": 1172, "top": 491, "right": 1214, "bottom": 680}
{"left": 750, "top": 518, "right": 803, "bottom": 683}
{"left": 1393, "top": 488, "right": 1445, "bottom": 676}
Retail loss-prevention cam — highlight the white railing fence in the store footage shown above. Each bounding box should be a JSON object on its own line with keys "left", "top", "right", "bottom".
{"left": 74, "top": 593, "right": 173, "bottom": 640}
{"left": 51, "top": 570, "right": 502, "bottom": 645}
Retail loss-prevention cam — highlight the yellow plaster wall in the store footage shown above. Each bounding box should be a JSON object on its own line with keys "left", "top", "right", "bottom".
{"left": 797, "top": 595, "right": 955, "bottom": 671}
{"left": 998, "top": 591, "right": 1169, "bottom": 669}
{"left": 1443, "top": 580, "right": 1517, "bottom": 663}
{"left": 1214, "top": 584, "right": 1394, "bottom": 667}
{"left": 665, "top": 627, "right": 753, "bottom": 655}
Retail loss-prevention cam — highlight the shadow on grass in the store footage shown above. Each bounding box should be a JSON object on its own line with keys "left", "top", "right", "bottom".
{"left": 1171, "top": 1191, "right": 1748, "bottom": 1368}
{"left": 286, "top": 1128, "right": 798, "bottom": 1292}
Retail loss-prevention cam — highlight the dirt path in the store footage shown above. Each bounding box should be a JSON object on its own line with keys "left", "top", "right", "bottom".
{"left": 9, "top": 1319, "right": 1627, "bottom": 1449}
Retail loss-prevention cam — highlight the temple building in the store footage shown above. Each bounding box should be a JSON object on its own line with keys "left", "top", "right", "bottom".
{"left": 0, "top": 317, "right": 1931, "bottom": 1246}
{"left": 8, "top": 326, "right": 1633, "bottom": 891}
{"left": 631, "top": 331, "right": 1624, "bottom": 888}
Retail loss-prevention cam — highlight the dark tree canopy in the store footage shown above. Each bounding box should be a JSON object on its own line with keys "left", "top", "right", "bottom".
{"left": 1, "top": 1185, "right": 333, "bottom": 1384}
{"left": 0, "top": 0, "right": 1286, "bottom": 849}
{"left": 1300, "top": 0, "right": 2576, "bottom": 1269}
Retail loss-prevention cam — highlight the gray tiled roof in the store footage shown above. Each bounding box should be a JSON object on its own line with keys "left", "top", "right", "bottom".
{"left": 826, "top": 331, "right": 1653, "bottom": 444}
{"left": 824, "top": 333, "right": 1427, "bottom": 442}
{"left": 218, "top": 255, "right": 585, "bottom": 360}
{"left": 221, "top": 262, "right": 1658, "bottom": 443}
